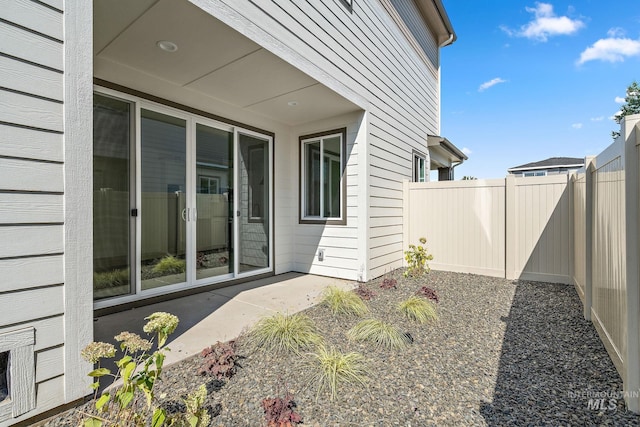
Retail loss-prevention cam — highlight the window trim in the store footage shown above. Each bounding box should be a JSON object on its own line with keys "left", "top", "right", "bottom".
{"left": 523, "top": 170, "right": 547, "bottom": 177}
{"left": 0, "top": 328, "right": 35, "bottom": 422}
{"left": 413, "top": 150, "right": 427, "bottom": 183}
{"left": 299, "top": 128, "right": 347, "bottom": 225}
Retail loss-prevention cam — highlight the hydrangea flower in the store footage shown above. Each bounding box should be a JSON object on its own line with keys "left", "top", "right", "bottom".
{"left": 81, "top": 341, "right": 116, "bottom": 363}
{"left": 115, "top": 331, "right": 152, "bottom": 353}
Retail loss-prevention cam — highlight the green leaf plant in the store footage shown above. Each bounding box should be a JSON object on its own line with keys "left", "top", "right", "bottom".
{"left": 79, "top": 312, "right": 210, "bottom": 427}
{"left": 403, "top": 237, "right": 434, "bottom": 278}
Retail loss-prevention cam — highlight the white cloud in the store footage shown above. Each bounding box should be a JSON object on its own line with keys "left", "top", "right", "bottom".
{"left": 590, "top": 116, "right": 604, "bottom": 121}
{"left": 615, "top": 96, "right": 625, "bottom": 103}
{"left": 478, "top": 78, "right": 507, "bottom": 92}
{"left": 462, "top": 147, "right": 472, "bottom": 156}
{"left": 572, "top": 123, "right": 583, "bottom": 129}
{"left": 577, "top": 37, "right": 640, "bottom": 64}
{"left": 607, "top": 27, "right": 626, "bottom": 38}
{"left": 502, "top": 2, "right": 585, "bottom": 42}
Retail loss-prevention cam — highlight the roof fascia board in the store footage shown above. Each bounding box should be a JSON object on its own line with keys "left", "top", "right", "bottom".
{"left": 413, "top": 0, "right": 456, "bottom": 45}
{"left": 508, "top": 164, "right": 584, "bottom": 172}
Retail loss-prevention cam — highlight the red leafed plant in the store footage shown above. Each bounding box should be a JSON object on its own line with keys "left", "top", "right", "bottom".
{"left": 261, "top": 392, "right": 303, "bottom": 427}
{"left": 354, "top": 283, "right": 377, "bottom": 301}
{"left": 198, "top": 340, "right": 239, "bottom": 380}
{"left": 416, "top": 286, "right": 439, "bottom": 303}
{"left": 380, "top": 276, "right": 397, "bottom": 290}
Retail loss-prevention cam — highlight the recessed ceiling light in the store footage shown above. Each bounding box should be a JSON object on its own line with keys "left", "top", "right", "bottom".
{"left": 287, "top": 101, "right": 299, "bottom": 107}
{"left": 157, "top": 40, "right": 178, "bottom": 52}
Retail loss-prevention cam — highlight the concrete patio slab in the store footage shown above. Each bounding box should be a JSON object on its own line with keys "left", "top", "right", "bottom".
{"left": 94, "top": 272, "right": 353, "bottom": 366}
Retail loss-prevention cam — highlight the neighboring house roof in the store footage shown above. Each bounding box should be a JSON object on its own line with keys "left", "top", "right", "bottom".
{"left": 427, "top": 135, "right": 468, "bottom": 166}
{"left": 508, "top": 157, "right": 584, "bottom": 172}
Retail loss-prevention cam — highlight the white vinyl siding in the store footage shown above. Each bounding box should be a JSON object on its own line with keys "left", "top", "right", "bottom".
{"left": 197, "top": 0, "right": 441, "bottom": 280}
{"left": 0, "top": 0, "right": 92, "bottom": 424}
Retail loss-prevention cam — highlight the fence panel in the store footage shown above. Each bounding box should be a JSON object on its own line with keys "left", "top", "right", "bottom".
{"left": 407, "top": 180, "right": 505, "bottom": 277}
{"left": 512, "top": 175, "right": 571, "bottom": 283}
{"left": 591, "top": 152, "right": 626, "bottom": 373}
{"left": 406, "top": 176, "right": 571, "bottom": 282}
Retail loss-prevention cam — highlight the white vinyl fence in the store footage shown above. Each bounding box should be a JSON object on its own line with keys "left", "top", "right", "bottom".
{"left": 403, "top": 174, "right": 571, "bottom": 283}
{"left": 404, "top": 114, "right": 640, "bottom": 411}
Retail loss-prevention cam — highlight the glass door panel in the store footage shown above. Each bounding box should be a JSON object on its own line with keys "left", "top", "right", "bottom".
{"left": 140, "top": 109, "right": 187, "bottom": 290}
{"left": 237, "top": 133, "right": 270, "bottom": 273}
{"left": 93, "top": 94, "right": 132, "bottom": 300}
{"left": 195, "top": 123, "right": 234, "bottom": 280}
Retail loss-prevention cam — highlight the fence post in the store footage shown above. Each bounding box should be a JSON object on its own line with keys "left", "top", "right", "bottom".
{"left": 505, "top": 175, "right": 516, "bottom": 280}
{"left": 584, "top": 156, "right": 594, "bottom": 321}
{"left": 402, "top": 179, "right": 410, "bottom": 268}
{"left": 624, "top": 117, "right": 640, "bottom": 412}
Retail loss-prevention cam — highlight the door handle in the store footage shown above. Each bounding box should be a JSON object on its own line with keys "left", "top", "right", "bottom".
{"left": 181, "top": 208, "right": 188, "bottom": 222}
{"left": 192, "top": 208, "right": 198, "bottom": 221}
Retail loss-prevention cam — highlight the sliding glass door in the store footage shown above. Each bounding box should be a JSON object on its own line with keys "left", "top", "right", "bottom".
{"left": 140, "top": 109, "right": 187, "bottom": 291}
{"left": 237, "top": 132, "right": 270, "bottom": 274}
{"left": 93, "top": 91, "right": 272, "bottom": 304}
{"left": 194, "top": 123, "right": 234, "bottom": 281}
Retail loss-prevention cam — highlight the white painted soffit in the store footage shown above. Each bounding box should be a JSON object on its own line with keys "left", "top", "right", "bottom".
{"left": 93, "top": 0, "right": 363, "bottom": 126}
{"left": 413, "top": 0, "right": 456, "bottom": 45}
{"left": 427, "top": 135, "right": 467, "bottom": 164}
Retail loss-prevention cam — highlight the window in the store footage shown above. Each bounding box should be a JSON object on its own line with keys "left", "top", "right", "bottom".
{"left": 199, "top": 176, "right": 220, "bottom": 194}
{"left": 300, "top": 129, "right": 346, "bottom": 224}
{"left": 340, "top": 0, "right": 353, "bottom": 11}
{"left": 523, "top": 171, "right": 547, "bottom": 177}
{"left": 413, "top": 151, "right": 427, "bottom": 182}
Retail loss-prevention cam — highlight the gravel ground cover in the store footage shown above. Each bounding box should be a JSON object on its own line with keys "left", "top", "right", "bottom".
{"left": 44, "top": 270, "right": 640, "bottom": 426}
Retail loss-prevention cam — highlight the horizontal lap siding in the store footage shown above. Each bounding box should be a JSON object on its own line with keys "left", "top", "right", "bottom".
{"left": 0, "top": 1, "right": 67, "bottom": 424}
{"left": 214, "top": 0, "right": 440, "bottom": 280}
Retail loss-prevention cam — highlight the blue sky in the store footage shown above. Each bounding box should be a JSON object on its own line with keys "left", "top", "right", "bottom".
{"left": 440, "top": 1, "right": 640, "bottom": 179}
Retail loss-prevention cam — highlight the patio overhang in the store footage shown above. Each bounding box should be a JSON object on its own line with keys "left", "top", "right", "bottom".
{"left": 93, "top": 0, "right": 362, "bottom": 127}
{"left": 428, "top": 133, "right": 466, "bottom": 164}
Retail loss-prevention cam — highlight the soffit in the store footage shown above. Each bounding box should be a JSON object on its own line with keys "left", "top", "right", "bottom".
{"left": 93, "top": 0, "right": 360, "bottom": 126}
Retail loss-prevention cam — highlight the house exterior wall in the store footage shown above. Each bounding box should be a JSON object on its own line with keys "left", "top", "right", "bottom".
{"left": 0, "top": 0, "right": 92, "bottom": 424}
{"left": 192, "top": 0, "right": 444, "bottom": 281}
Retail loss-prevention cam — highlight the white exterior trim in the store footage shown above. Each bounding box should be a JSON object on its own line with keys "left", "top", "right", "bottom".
{"left": 63, "top": 0, "right": 94, "bottom": 403}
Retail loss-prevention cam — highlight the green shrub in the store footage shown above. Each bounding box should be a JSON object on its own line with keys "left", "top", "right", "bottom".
{"left": 307, "top": 345, "right": 367, "bottom": 401}
{"left": 404, "top": 237, "right": 433, "bottom": 277}
{"left": 321, "top": 286, "right": 369, "bottom": 317}
{"left": 93, "top": 268, "right": 129, "bottom": 290}
{"left": 398, "top": 296, "right": 437, "bottom": 324}
{"left": 248, "top": 312, "right": 322, "bottom": 354}
{"left": 153, "top": 255, "right": 186, "bottom": 275}
{"left": 80, "top": 312, "right": 209, "bottom": 427}
{"left": 346, "top": 319, "right": 411, "bottom": 350}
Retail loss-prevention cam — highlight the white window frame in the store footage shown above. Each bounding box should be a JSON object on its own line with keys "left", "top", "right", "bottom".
{"left": 300, "top": 129, "right": 346, "bottom": 225}
{"left": 413, "top": 151, "right": 427, "bottom": 182}
{"left": 523, "top": 170, "right": 547, "bottom": 177}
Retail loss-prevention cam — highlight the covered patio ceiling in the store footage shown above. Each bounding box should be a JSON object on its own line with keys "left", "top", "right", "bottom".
{"left": 94, "top": 0, "right": 361, "bottom": 126}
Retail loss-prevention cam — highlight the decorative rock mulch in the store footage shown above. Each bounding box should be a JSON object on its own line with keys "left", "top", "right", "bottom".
{"left": 43, "top": 270, "right": 640, "bottom": 426}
